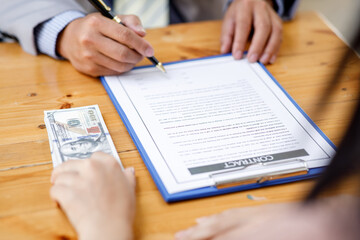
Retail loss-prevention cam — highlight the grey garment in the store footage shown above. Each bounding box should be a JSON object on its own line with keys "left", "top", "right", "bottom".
{"left": 0, "top": 0, "right": 291, "bottom": 56}
{"left": 0, "top": 0, "right": 227, "bottom": 56}
{"left": 0, "top": 0, "right": 94, "bottom": 55}
{"left": 172, "top": 0, "right": 228, "bottom": 22}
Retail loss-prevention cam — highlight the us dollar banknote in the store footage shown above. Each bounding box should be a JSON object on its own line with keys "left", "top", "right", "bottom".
{"left": 44, "top": 105, "right": 122, "bottom": 168}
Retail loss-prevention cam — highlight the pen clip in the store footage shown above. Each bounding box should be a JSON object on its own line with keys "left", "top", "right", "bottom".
{"left": 210, "top": 158, "right": 309, "bottom": 188}
{"left": 97, "top": 0, "right": 111, "bottom": 11}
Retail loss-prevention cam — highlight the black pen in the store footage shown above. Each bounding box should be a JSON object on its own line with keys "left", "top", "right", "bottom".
{"left": 88, "top": 0, "right": 167, "bottom": 73}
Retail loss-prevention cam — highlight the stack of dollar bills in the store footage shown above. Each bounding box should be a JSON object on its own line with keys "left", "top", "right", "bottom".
{"left": 44, "top": 105, "right": 122, "bottom": 168}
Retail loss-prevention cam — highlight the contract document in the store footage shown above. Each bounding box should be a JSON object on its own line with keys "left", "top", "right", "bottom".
{"left": 102, "top": 55, "right": 336, "bottom": 202}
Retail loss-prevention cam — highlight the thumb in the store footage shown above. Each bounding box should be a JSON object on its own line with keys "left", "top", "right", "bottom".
{"left": 119, "top": 14, "right": 146, "bottom": 37}
{"left": 124, "top": 167, "right": 136, "bottom": 189}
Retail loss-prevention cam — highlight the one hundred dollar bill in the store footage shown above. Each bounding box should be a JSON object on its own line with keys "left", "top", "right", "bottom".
{"left": 44, "top": 105, "right": 122, "bottom": 168}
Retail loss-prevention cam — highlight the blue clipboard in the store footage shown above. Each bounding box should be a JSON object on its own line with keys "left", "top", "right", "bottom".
{"left": 100, "top": 54, "right": 336, "bottom": 202}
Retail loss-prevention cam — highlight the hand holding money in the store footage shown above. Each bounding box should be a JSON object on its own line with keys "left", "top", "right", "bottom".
{"left": 45, "top": 106, "right": 134, "bottom": 240}
{"left": 50, "top": 152, "right": 136, "bottom": 240}
{"left": 44, "top": 105, "right": 122, "bottom": 168}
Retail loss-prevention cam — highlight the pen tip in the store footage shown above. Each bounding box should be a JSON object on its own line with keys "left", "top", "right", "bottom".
{"left": 156, "top": 62, "right": 167, "bottom": 73}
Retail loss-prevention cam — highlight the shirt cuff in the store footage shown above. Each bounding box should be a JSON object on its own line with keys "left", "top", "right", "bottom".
{"left": 35, "top": 10, "right": 85, "bottom": 59}
{"left": 226, "top": 0, "right": 234, "bottom": 10}
{"left": 227, "top": 0, "right": 298, "bottom": 21}
{"left": 273, "top": 0, "right": 299, "bottom": 21}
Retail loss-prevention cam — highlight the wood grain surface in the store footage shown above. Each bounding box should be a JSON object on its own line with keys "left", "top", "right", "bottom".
{"left": 0, "top": 12, "right": 359, "bottom": 240}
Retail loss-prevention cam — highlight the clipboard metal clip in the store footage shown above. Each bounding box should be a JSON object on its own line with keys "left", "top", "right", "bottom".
{"left": 210, "top": 159, "right": 309, "bottom": 189}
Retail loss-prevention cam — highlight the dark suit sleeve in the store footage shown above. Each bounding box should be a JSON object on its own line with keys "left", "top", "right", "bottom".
{"left": 225, "top": 0, "right": 299, "bottom": 20}
{"left": 273, "top": 0, "right": 300, "bottom": 21}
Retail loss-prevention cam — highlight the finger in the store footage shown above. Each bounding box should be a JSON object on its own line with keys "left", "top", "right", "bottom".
{"left": 93, "top": 51, "right": 135, "bottom": 73}
{"left": 202, "top": 207, "right": 247, "bottom": 224}
{"left": 221, "top": 10, "right": 235, "bottom": 54}
{"left": 175, "top": 216, "right": 238, "bottom": 240}
{"left": 91, "top": 152, "right": 136, "bottom": 187}
{"left": 100, "top": 19, "right": 154, "bottom": 57}
{"left": 94, "top": 36, "right": 144, "bottom": 64}
{"left": 74, "top": 60, "right": 126, "bottom": 77}
{"left": 124, "top": 167, "right": 136, "bottom": 189}
{"left": 50, "top": 184, "right": 76, "bottom": 210}
{"left": 83, "top": 27, "right": 143, "bottom": 64}
{"left": 259, "top": 14, "right": 282, "bottom": 64}
{"left": 119, "top": 14, "right": 146, "bottom": 37}
{"left": 247, "top": 5, "right": 272, "bottom": 62}
{"left": 52, "top": 172, "right": 82, "bottom": 187}
{"left": 91, "top": 151, "right": 126, "bottom": 172}
{"left": 178, "top": 207, "right": 262, "bottom": 240}
{"left": 91, "top": 152, "right": 117, "bottom": 162}
{"left": 175, "top": 225, "right": 221, "bottom": 240}
{"left": 211, "top": 227, "right": 246, "bottom": 240}
{"left": 232, "top": 1, "right": 253, "bottom": 59}
{"left": 73, "top": 48, "right": 134, "bottom": 76}
{"left": 51, "top": 160, "right": 84, "bottom": 184}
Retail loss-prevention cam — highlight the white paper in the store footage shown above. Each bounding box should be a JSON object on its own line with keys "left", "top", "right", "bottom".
{"left": 104, "top": 56, "right": 335, "bottom": 194}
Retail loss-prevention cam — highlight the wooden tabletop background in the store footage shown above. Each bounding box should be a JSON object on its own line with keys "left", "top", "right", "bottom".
{"left": 0, "top": 12, "right": 359, "bottom": 240}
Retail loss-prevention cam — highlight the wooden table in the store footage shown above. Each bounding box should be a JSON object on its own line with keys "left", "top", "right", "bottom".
{"left": 0, "top": 12, "right": 359, "bottom": 240}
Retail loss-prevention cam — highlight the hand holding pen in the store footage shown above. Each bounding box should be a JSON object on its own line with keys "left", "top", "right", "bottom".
{"left": 56, "top": 2, "right": 165, "bottom": 77}
{"left": 88, "top": 0, "right": 166, "bottom": 73}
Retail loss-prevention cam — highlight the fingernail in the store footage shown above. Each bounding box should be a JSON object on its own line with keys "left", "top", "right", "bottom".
{"left": 145, "top": 47, "right": 154, "bottom": 57}
{"left": 136, "top": 26, "right": 146, "bottom": 34}
{"left": 249, "top": 53, "right": 259, "bottom": 63}
{"left": 220, "top": 44, "right": 227, "bottom": 54}
{"left": 174, "top": 230, "right": 187, "bottom": 239}
{"left": 196, "top": 217, "right": 208, "bottom": 223}
{"left": 234, "top": 50, "right": 243, "bottom": 60}
{"left": 270, "top": 55, "right": 277, "bottom": 64}
{"left": 50, "top": 172, "right": 55, "bottom": 184}
{"left": 127, "top": 167, "right": 135, "bottom": 174}
{"left": 260, "top": 53, "right": 270, "bottom": 63}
